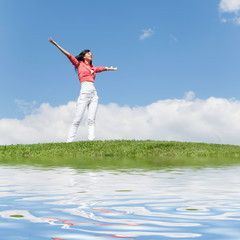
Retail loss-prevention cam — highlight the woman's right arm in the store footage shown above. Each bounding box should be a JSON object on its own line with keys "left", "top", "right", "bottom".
{"left": 48, "top": 37, "right": 70, "bottom": 57}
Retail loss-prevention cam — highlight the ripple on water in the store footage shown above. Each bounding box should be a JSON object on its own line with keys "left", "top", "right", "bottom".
{"left": 0, "top": 166, "right": 240, "bottom": 239}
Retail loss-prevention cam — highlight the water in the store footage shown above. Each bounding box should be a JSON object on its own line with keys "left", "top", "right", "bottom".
{"left": 0, "top": 164, "right": 240, "bottom": 239}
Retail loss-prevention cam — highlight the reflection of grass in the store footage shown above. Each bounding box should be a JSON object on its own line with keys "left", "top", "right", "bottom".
{"left": 115, "top": 190, "right": 132, "bottom": 192}
{"left": 10, "top": 215, "right": 24, "bottom": 218}
{"left": 1, "top": 140, "right": 240, "bottom": 169}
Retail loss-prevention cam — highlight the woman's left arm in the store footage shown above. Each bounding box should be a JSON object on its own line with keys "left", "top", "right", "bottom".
{"left": 94, "top": 66, "right": 118, "bottom": 73}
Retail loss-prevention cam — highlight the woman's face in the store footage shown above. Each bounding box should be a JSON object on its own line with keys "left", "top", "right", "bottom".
{"left": 83, "top": 52, "right": 93, "bottom": 62}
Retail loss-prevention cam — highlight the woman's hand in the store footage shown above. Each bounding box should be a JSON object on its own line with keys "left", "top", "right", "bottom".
{"left": 48, "top": 37, "right": 55, "bottom": 44}
{"left": 106, "top": 66, "right": 118, "bottom": 71}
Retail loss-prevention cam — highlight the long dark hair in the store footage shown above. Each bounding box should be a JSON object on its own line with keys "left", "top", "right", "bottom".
{"left": 75, "top": 49, "right": 92, "bottom": 65}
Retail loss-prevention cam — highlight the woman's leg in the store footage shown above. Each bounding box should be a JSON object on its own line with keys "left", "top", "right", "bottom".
{"left": 87, "top": 91, "right": 99, "bottom": 141}
{"left": 67, "top": 93, "right": 89, "bottom": 142}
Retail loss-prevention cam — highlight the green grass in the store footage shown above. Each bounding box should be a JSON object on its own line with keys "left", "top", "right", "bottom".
{"left": 1, "top": 140, "right": 240, "bottom": 169}
{"left": 10, "top": 215, "right": 24, "bottom": 218}
{"left": 1, "top": 140, "right": 240, "bottom": 158}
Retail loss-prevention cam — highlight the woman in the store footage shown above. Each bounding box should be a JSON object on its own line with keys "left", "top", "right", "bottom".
{"left": 48, "top": 37, "right": 117, "bottom": 142}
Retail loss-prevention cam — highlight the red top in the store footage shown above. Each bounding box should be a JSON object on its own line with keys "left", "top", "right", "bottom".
{"left": 68, "top": 54, "right": 106, "bottom": 83}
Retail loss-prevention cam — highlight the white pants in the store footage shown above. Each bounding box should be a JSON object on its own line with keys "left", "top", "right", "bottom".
{"left": 67, "top": 82, "right": 99, "bottom": 142}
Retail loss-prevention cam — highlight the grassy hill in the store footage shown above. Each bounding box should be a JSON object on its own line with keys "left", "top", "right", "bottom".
{"left": 1, "top": 140, "right": 240, "bottom": 169}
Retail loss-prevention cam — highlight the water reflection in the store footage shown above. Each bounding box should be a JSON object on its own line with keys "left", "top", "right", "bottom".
{"left": 0, "top": 165, "right": 240, "bottom": 239}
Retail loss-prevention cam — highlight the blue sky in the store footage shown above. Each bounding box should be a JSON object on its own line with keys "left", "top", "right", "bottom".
{"left": 2, "top": 0, "right": 240, "bottom": 145}
{"left": 1, "top": 0, "right": 240, "bottom": 119}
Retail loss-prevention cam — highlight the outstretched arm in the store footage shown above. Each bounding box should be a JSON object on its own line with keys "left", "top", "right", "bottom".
{"left": 95, "top": 66, "right": 118, "bottom": 73}
{"left": 48, "top": 37, "right": 70, "bottom": 57}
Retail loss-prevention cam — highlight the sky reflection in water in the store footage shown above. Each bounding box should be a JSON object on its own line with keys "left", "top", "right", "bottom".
{"left": 0, "top": 165, "right": 240, "bottom": 239}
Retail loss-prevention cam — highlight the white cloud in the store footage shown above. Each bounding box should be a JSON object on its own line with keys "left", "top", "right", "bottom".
{"left": 15, "top": 99, "right": 37, "bottom": 115}
{"left": 1, "top": 92, "right": 240, "bottom": 145}
{"left": 139, "top": 28, "right": 154, "bottom": 40}
{"left": 219, "top": 0, "right": 240, "bottom": 13}
{"left": 220, "top": 15, "right": 240, "bottom": 25}
{"left": 184, "top": 91, "right": 195, "bottom": 101}
{"left": 219, "top": 0, "right": 240, "bottom": 25}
